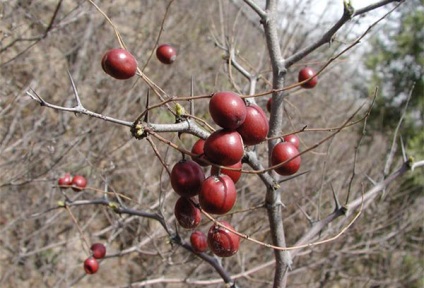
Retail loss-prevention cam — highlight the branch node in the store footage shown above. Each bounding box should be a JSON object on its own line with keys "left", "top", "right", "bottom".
{"left": 131, "top": 122, "right": 147, "bottom": 139}
{"left": 343, "top": 0, "right": 356, "bottom": 18}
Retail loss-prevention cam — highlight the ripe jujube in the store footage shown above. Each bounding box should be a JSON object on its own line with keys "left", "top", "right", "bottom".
{"left": 90, "top": 243, "right": 106, "bottom": 259}
{"left": 191, "top": 139, "right": 209, "bottom": 166}
{"left": 298, "top": 67, "right": 318, "bottom": 89}
{"left": 283, "top": 134, "right": 300, "bottom": 149}
{"left": 71, "top": 175, "right": 87, "bottom": 192}
{"left": 101, "top": 48, "right": 137, "bottom": 80}
{"left": 174, "top": 197, "right": 201, "bottom": 229}
{"left": 58, "top": 173, "right": 72, "bottom": 188}
{"left": 203, "top": 129, "right": 244, "bottom": 166}
{"left": 236, "top": 104, "right": 269, "bottom": 146}
{"left": 208, "top": 221, "right": 240, "bottom": 257}
{"left": 210, "top": 161, "right": 242, "bottom": 184}
{"left": 190, "top": 230, "right": 208, "bottom": 253}
{"left": 271, "top": 142, "right": 301, "bottom": 176}
{"left": 156, "top": 44, "right": 177, "bottom": 64}
{"left": 170, "top": 159, "right": 205, "bottom": 197}
{"left": 84, "top": 257, "right": 99, "bottom": 274}
{"left": 199, "top": 174, "right": 236, "bottom": 215}
{"left": 209, "top": 91, "right": 247, "bottom": 130}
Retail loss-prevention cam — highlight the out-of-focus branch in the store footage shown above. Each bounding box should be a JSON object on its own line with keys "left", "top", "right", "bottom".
{"left": 290, "top": 158, "right": 415, "bottom": 260}
{"left": 285, "top": 0, "right": 402, "bottom": 68}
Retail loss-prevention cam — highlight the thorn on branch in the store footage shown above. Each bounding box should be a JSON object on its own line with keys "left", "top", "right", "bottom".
{"left": 331, "top": 183, "right": 342, "bottom": 212}
{"left": 296, "top": 204, "right": 314, "bottom": 225}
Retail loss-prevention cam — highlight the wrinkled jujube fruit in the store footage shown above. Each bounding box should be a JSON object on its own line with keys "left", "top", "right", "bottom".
{"left": 71, "top": 175, "right": 87, "bottom": 191}
{"left": 283, "top": 134, "right": 300, "bottom": 149}
{"left": 174, "top": 197, "right": 202, "bottom": 229}
{"left": 84, "top": 257, "right": 99, "bottom": 274}
{"left": 58, "top": 173, "right": 72, "bottom": 188}
{"left": 101, "top": 48, "right": 138, "bottom": 80}
{"left": 210, "top": 161, "right": 242, "bottom": 184}
{"left": 204, "top": 129, "right": 244, "bottom": 166}
{"left": 298, "top": 67, "right": 318, "bottom": 89}
{"left": 190, "top": 230, "right": 208, "bottom": 253}
{"left": 236, "top": 104, "right": 269, "bottom": 146}
{"left": 271, "top": 142, "right": 301, "bottom": 176}
{"left": 209, "top": 91, "right": 247, "bottom": 130}
{"left": 90, "top": 243, "right": 106, "bottom": 259}
{"left": 208, "top": 221, "right": 240, "bottom": 257}
{"left": 191, "top": 139, "right": 209, "bottom": 166}
{"left": 171, "top": 159, "right": 205, "bottom": 197}
{"left": 199, "top": 174, "right": 236, "bottom": 215}
{"left": 156, "top": 44, "right": 177, "bottom": 64}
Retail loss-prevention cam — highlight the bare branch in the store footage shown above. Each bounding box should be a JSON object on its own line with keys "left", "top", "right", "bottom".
{"left": 285, "top": 0, "right": 402, "bottom": 68}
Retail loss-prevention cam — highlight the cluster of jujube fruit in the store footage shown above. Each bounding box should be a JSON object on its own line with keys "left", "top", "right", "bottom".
{"left": 58, "top": 173, "right": 87, "bottom": 191}
{"left": 84, "top": 243, "right": 107, "bottom": 275}
{"left": 98, "top": 45, "right": 307, "bottom": 257}
{"left": 101, "top": 44, "right": 177, "bottom": 80}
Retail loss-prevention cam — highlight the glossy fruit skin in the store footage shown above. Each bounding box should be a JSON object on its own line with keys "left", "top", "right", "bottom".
{"left": 84, "top": 257, "right": 99, "bottom": 274}
{"left": 174, "top": 197, "right": 201, "bottom": 229}
{"left": 271, "top": 142, "right": 301, "bottom": 176}
{"left": 209, "top": 91, "right": 247, "bottom": 130}
{"left": 171, "top": 159, "right": 205, "bottom": 197}
{"left": 208, "top": 221, "right": 240, "bottom": 257}
{"left": 236, "top": 104, "right": 269, "bottom": 145}
{"left": 90, "top": 243, "right": 106, "bottom": 259}
{"left": 58, "top": 173, "right": 72, "bottom": 188}
{"left": 71, "top": 175, "right": 87, "bottom": 191}
{"left": 101, "top": 48, "right": 137, "bottom": 80}
{"left": 190, "top": 230, "right": 208, "bottom": 253}
{"left": 204, "top": 129, "right": 244, "bottom": 166}
{"left": 191, "top": 139, "right": 209, "bottom": 166}
{"left": 298, "top": 67, "right": 318, "bottom": 89}
{"left": 156, "top": 44, "right": 177, "bottom": 64}
{"left": 283, "top": 134, "right": 300, "bottom": 149}
{"left": 199, "top": 174, "right": 236, "bottom": 215}
{"left": 210, "top": 161, "right": 242, "bottom": 184}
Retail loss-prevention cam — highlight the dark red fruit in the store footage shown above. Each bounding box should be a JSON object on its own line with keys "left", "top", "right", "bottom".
{"left": 236, "top": 104, "right": 269, "bottom": 145}
{"left": 190, "top": 230, "right": 208, "bottom": 253}
{"left": 298, "top": 67, "right": 318, "bottom": 89}
{"left": 174, "top": 197, "right": 201, "bottom": 229}
{"left": 208, "top": 221, "right": 240, "bottom": 257}
{"left": 191, "top": 139, "right": 209, "bottom": 166}
{"left": 271, "top": 142, "right": 301, "bottom": 176}
{"left": 156, "top": 44, "right": 177, "bottom": 64}
{"left": 170, "top": 159, "right": 205, "bottom": 197}
{"left": 58, "top": 173, "right": 72, "bottom": 188}
{"left": 101, "top": 48, "right": 138, "bottom": 80}
{"left": 90, "top": 243, "right": 106, "bottom": 259}
{"left": 266, "top": 98, "right": 272, "bottom": 113}
{"left": 283, "top": 134, "right": 300, "bottom": 149}
{"left": 199, "top": 174, "right": 236, "bottom": 215}
{"left": 71, "top": 175, "right": 87, "bottom": 191}
{"left": 210, "top": 161, "right": 242, "bottom": 184}
{"left": 84, "top": 257, "right": 99, "bottom": 274}
{"left": 209, "top": 91, "right": 247, "bottom": 130}
{"left": 204, "top": 129, "right": 244, "bottom": 166}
